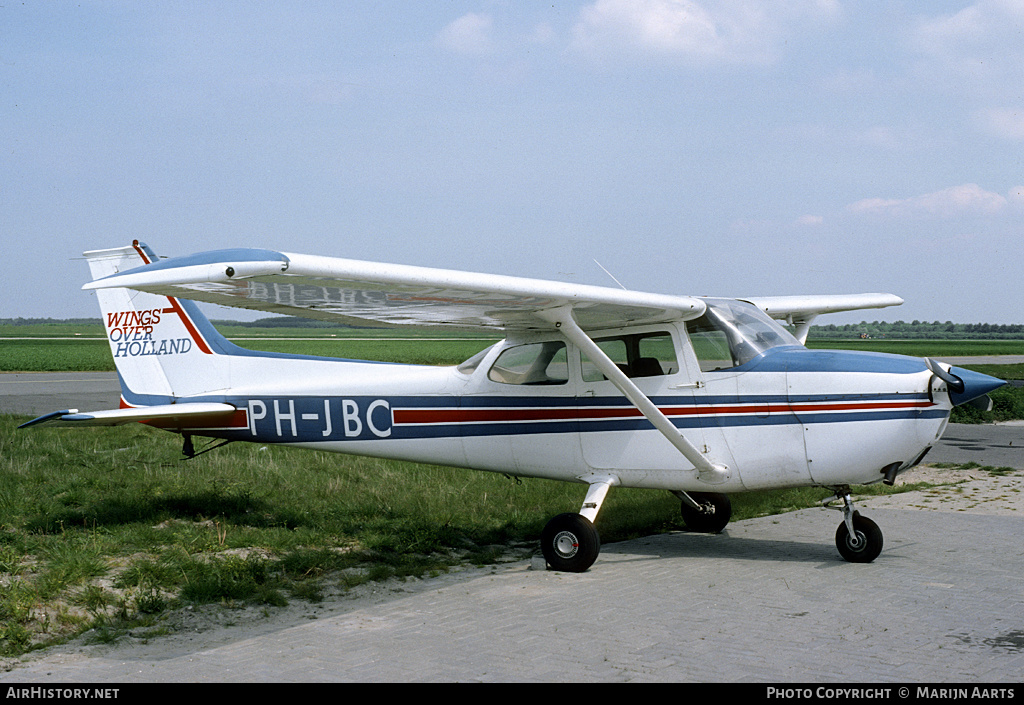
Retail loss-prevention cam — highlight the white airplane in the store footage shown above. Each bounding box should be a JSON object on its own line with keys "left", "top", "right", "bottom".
{"left": 21, "top": 241, "right": 1005, "bottom": 572}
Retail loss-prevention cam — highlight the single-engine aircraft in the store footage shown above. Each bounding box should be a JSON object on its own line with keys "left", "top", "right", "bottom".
{"left": 21, "top": 241, "right": 1005, "bottom": 572}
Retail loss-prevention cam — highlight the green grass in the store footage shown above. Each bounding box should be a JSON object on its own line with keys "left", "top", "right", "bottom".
{"left": 949, "top": 384, "right": 1024, "bottom": 424}
{"left": 0, "top": 337, "right": 498, "bottom": 371}
{"left": 231, "top": 338, "right": 497, "bottom": 366}
{"left": 805, "top": 338, "right": 1024, "bottom": 356}
{"left": 0, "top": 339, "right": 117, "bottom": 372}
{"left": 959, "top": 363, "right": 1024, "bottom": 380}
{"left": 5, "top": 328, "right": 1024, "bottom": 373}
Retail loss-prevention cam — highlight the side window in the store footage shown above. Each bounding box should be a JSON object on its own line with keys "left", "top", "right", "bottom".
{"left": 581, "top": 332, "right": 678, "bottom": 382}
{"left": 686, "top": 317, "right": 735, "bottom": 371}
{"left": 581, "top": 338, "right": 627, "bottom": 382}
{"left": 488, "top": 341, "right": 569, "bottom": 385}
{"left": 456, "top": 344, "right": 496, "bottom": 376}
{"left": 638, "top": 334, "right": 679, "bottom": 375}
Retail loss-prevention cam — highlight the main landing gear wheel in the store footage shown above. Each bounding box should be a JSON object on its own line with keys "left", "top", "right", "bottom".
{"left": 835, "top": 511, "right": 883, "bottom": 563}
{"left": 679, "top": 492, "right": 732, "bottom": 533}
{"left": 541, "top": 513, "right": 600, "bottom": 573}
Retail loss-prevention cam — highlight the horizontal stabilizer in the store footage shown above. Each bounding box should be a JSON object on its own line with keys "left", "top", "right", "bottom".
{"left": 19, "top": 403, "right": 238, "bottom": 429}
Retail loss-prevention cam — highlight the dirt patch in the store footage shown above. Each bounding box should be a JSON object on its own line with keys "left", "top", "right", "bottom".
{"left": 860, "top": 463, "right": 1024, "bottom": 515}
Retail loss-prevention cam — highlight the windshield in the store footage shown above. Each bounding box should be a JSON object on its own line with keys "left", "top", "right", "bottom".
{"left": 686, "top": 299, "right": 801, "bottom": 371}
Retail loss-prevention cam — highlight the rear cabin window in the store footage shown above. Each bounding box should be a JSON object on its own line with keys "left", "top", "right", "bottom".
{"left": 581, "top": 332, "right": 678, "bottom": 382}
{"left": 488, "top": 341, "right": 569, "bottom": 385}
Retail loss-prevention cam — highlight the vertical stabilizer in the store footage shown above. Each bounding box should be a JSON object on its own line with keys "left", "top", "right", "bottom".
{"left": 84, "top": 241, "right": 230, "bottom": 405}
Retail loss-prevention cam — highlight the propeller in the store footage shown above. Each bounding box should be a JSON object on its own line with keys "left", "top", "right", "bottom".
{"left": 926, "top": 357, "right": 1007, "bottom": 408}
{"left": 967, "top": 394, "right": 994, "bottom": 412}
{"left": 925, "top": 357, "right": 965, "bottom": 394}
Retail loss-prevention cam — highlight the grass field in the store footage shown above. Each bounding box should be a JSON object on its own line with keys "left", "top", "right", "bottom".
{"left": 0, "top": 336, "right": 500, "bottom": 371}
{"left": 5, "top": 328, "right": 1024, "bottom": 373}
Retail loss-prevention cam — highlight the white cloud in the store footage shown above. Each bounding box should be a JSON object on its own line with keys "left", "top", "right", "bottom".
{"left": 847, "top": 184, "right": 1009, "bottom": 219}
{"left": 436, "top": 13, "right": 495, "bottom": 54}
{"left": 569, "top": 0, "right": 841, "bottom": 65}
{"left": 974, "top": 107, "right": 1024, "bottom": 141}
{"left": 911, "top": 1, "right": 1024, "bottom": 96}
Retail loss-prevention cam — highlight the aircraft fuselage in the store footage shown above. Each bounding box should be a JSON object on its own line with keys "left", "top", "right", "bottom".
{"left": 148, "top": 322, "right": 953, "bottom": 495}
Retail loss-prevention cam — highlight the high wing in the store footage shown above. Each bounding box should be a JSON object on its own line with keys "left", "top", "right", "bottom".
{"left": 741, "top": 293, "right": 904, "bottom": 343}
{"left": 83, "top": 245, "right": 903, "bottom": 336}
{"left": 83, "top": 247, "right": 707, "bottom": 332}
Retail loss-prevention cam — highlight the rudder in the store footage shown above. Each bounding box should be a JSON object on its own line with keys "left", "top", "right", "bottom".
{"left": 85, "top": 241, "right": 231, "bottom": 404}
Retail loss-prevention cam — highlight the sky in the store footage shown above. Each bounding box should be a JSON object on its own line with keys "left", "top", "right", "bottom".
{"left": 2, "top": 1, "right": 1023, "bottom": 326}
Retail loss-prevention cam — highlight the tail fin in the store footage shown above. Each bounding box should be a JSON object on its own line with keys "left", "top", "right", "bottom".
{"left": 85, "top": 241, "right": 231, "bottom": 405}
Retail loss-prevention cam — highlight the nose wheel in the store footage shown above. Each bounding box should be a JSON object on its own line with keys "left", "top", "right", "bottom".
{"left": 825, "top": 489, "right": 883, "bottom": 563}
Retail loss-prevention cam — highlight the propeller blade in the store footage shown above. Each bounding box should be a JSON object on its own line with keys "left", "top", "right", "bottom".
{"left": 925, "top": 357, "right": 965, "bottom": 394}
{"left": 967, "top": 394, "right": 994, "bottom": 412}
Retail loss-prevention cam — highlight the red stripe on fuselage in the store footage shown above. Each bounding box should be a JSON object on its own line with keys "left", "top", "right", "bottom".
{"left": 392, "top": 400, "right": 934, "bottom": 425}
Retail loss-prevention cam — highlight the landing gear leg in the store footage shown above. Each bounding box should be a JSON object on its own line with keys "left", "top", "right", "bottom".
{"left": 824, "top": 488, "right": 883, "bottom": 563}
{"left": 673, "top": 491, "right": 732, "bottom": 533}
{"left": 541, "top": 476, "right": 617, "bottom": 573}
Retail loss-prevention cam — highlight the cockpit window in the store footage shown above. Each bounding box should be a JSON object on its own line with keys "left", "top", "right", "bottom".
{"left": 488, "top": 341, "right": 569, "bottom": 385}
{"left": 686, "top": 299, "right": 801, "bottom": 371}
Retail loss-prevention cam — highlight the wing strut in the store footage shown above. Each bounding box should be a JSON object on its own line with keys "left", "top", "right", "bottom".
{"left": 537, "top": 306, "right": 729, "bottom": 484}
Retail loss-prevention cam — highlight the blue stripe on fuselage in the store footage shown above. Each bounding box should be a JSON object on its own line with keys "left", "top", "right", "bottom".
{"left": 188, "top": 392, "right": 943, "bottom": 444}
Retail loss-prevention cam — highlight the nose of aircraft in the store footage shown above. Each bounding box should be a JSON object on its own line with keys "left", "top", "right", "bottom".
{"left": 925, "top": 358, "right": 1007, "bottom": 407}
{"left": 948, "top": 366, "right": 1007, "bottom": 407}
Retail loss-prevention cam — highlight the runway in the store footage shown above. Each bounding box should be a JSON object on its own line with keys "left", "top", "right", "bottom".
{"left": 0, "top": 372, "right": 121, "bottom": 416}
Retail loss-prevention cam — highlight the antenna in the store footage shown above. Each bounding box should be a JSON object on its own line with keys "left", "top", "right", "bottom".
{"left": 594, "top": 259, "right": 627, "bottom": 290}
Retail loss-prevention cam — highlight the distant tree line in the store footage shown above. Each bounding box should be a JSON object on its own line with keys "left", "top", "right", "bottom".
{"left": 809, "top": 321, "right": 1024, "bottom": 340}
{"left": 1, "top": 318, "right": 105, "bottom": 326}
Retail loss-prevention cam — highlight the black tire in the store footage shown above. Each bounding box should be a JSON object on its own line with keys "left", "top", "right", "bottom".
{"left": 541, "top": 513, "right": 600, "bottom": 573}
{"left": 835, "top": 512, "right": 883, "bottom": 563}
{"left": 680, "top": 492, "right": 732, "bottom": 533}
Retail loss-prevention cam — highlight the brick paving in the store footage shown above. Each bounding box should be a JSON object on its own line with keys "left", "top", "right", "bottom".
{"left": 3, "top": 505, "right": 1022, "bottom": 683}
